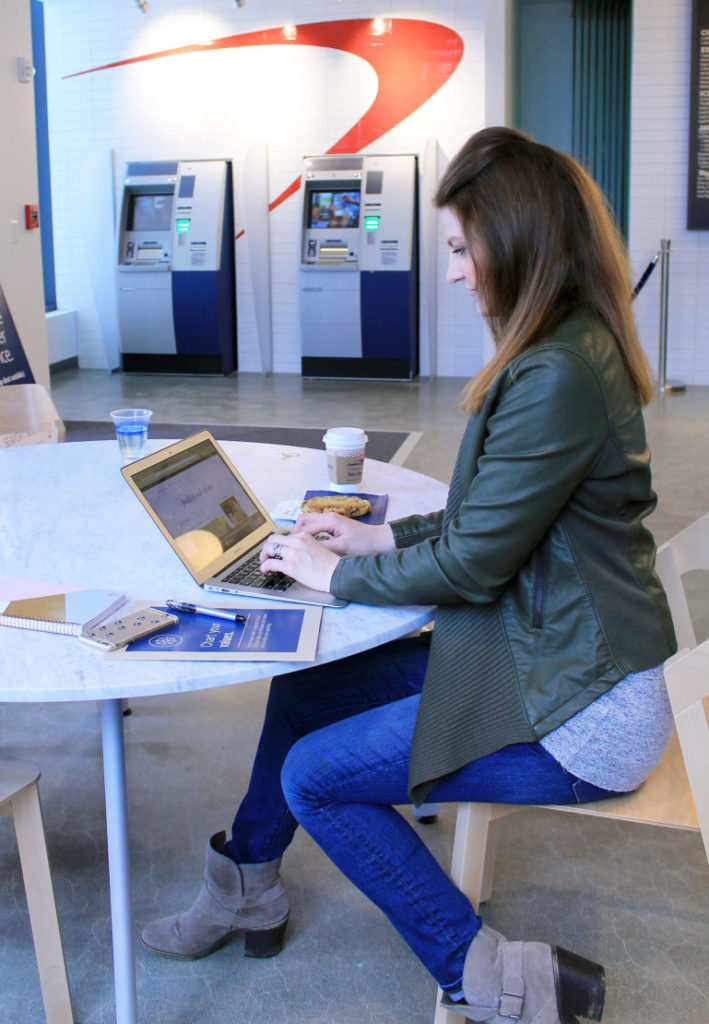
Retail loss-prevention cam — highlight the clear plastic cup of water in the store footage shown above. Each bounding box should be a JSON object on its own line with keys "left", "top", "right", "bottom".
{"left": 109, "top": 408, "right": 153, "bottom": 462}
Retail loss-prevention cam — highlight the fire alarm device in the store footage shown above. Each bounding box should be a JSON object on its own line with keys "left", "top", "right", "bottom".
{"left": 25, "top": 205, "right": 39, "bottom": 230}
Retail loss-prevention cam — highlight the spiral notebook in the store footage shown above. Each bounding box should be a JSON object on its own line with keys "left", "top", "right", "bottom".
{"left": 0, "top": 578, "right": 126, "bottom": 636}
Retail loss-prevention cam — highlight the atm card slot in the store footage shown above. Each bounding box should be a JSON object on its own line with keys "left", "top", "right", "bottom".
{"left": 319, "top": 246, "right": 350, "bottom": 259}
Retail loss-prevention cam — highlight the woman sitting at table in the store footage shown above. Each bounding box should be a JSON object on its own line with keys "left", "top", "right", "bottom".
{"left": 142, "top": 127, "right": 676, "bottom": 1023}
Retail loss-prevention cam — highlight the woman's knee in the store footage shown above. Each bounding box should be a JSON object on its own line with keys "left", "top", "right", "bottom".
{"left": 280, "top": 732, "right": 332, "bottom": 821}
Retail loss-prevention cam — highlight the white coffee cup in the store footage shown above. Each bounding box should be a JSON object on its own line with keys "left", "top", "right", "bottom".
{"left": 323, "top": 427, "right": 368, "bottom": 492}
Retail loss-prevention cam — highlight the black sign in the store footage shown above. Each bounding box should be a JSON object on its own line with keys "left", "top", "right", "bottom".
{"left": 0, "top": 282, "right": 35, "bottom": 386}
{"left": 688, "top": 0, "right": 709, "bottom": 228}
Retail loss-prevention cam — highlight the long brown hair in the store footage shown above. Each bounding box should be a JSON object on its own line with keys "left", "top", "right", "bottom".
{"left": 434, "top": 127, "right": 654, "bottom": 412}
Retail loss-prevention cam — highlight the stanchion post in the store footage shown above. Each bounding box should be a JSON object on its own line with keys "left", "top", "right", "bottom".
{"left": 658, "top": 238, "right": 685, "bottom": 394}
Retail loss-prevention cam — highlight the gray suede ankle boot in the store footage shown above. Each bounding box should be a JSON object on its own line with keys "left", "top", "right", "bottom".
{"left": 441, "top": 924, "right": 605, "bottom": 1023}
{"left": 141, "top": 830, "right": 289, "bottom": 960}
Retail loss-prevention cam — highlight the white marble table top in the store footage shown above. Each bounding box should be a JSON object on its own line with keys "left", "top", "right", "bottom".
{"left": 0, "top": 439, "right": 448, "bottom": 702}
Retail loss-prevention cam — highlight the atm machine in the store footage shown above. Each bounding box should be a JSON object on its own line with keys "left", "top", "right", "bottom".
{"left": 299, "top": 154, "right": 418, "bottom": 379}
{"left": 116, "top": 159, "right": 236, "bottom": 374}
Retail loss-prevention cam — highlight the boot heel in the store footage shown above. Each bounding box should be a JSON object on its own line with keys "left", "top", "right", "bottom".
{"left": 553, "top": 946, "right": 605, "bottom": 1021}
{"left": 244, "top": 917, "right": 289, "bottom": 958}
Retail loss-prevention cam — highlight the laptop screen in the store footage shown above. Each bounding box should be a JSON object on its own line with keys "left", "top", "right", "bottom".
{"left": 128, "top": 436, "right": 268, "bottom": 573}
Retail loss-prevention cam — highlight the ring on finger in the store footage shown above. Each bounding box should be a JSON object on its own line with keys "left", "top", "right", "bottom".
{"left": 272, "top": 542, "right": 282, "bottom": 559}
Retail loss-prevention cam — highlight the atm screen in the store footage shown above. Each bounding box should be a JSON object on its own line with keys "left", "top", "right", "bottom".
{"left": 127, "top": 193, "right": 172, "bottom": 233}
{"left": 307, "top": 188, "right": 360, "bottom": 229}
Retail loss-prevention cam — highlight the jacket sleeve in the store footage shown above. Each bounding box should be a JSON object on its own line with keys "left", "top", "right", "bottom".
{"left": 331, "top": 348, "right": 609, "bottom": 606}
{"left": 389, "top": 510, "right": 444, "bottom": 548}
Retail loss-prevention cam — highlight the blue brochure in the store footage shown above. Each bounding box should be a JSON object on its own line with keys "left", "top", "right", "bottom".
{"left": 110, "top": 603, "right": 322, "bottom": 661}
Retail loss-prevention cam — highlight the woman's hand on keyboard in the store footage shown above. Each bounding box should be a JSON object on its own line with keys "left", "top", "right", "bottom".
{"left": 293, "top": 512, "right": 395, "bottom": 556}
{"left": 259, "top": 531, "right": 340, "bottom": 593}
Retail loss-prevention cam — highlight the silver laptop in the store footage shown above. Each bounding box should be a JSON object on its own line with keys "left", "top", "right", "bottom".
{"left": 121, "top": 430, "right": 346, "bottom": 608}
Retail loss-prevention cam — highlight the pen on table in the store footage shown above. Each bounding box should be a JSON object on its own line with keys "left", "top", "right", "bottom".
{"left": 166, "top": 600, "right": 246, "bottom": 623}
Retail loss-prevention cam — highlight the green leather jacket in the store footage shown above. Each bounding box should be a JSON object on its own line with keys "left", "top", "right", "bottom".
{"left": 331, "top": 314, "right": 677, "bottom": 803}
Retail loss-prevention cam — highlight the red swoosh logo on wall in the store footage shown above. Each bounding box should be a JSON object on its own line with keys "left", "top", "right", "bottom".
{"left": 66, "top": 18, "right": 463, "bottom": 221}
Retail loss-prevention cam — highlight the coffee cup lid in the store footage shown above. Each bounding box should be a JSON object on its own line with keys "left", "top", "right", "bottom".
{"left": 322, "top": 427, "right": 368, "bottom": 446}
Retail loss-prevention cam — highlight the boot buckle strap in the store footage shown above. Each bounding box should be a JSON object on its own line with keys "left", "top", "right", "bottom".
{"left": 499, "top": 943, "right": 524, "bottom": 1019}
{"left": 499, "top": 992, "right": 523, "bottom": 1019}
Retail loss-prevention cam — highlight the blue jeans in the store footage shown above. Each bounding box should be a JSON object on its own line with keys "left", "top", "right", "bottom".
{"left": 226, "top": 636, "right": 618, "bottom": 991}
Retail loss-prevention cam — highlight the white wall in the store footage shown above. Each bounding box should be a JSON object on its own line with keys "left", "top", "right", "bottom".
{"left": 0, "top": 0, "right": 49, "bottom": 390}
{"left": 46, "top": 309, "right": 77, "bottom": 365}
{"left": 629, "top": 1, "right": 709, "bottom": 386}
{"left": 42, "top": 0, "right": 487, "bottom": 377}
{"left": 39, "top": 0, "right": 709, "bottom": 384}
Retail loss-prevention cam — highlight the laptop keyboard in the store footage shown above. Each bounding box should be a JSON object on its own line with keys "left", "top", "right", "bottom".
{"left": 222, "top": 551, "right": 294, "bottom": 592}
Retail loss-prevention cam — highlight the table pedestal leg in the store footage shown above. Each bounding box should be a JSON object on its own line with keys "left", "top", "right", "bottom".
{"left": 100, "top": 699, "right": 138, "bottom": 1024}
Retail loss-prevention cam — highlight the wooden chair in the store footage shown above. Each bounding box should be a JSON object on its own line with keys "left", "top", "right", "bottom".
{"left": 1, "top": 757, "right": 74, "bottom": 1023}
{"left": 434, "top": 514, "right": 709, "bottom": 1024}
{"left": 0, "top": 383, "right": 66, "bottom": 447}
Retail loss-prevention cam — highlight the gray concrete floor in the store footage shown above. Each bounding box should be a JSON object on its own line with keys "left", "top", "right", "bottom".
{"left": 1, "top": 369, "right": 708, "bottom": 1024}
